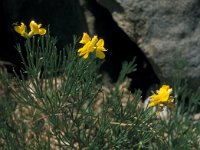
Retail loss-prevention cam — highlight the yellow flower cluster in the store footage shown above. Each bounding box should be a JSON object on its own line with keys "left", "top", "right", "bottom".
{"left": 78, "top": 33, "right": 107, "bottom": 59}
{"left": 14, "top": 20, "right": 46, "bottom": 38}
{"left": 148, "top": 85, "right": 175, "bottom": 111}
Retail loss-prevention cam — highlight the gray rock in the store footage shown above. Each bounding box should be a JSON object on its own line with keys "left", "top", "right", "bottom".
{"left": 97, "top": 0, "right": 200, "bottom": 88}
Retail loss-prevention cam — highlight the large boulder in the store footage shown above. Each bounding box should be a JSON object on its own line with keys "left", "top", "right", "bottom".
{"left": 97, "top": 0, "right": 200, "bottom": 88}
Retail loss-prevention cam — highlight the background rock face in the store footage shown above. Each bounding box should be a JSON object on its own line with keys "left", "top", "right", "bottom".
{"left": 97, "top": 0, "right": 200, "bottom": 88}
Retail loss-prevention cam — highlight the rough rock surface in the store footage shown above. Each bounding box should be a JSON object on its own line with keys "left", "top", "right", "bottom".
{"left": 97, "top": 0, "right": 200, "bottom": 88}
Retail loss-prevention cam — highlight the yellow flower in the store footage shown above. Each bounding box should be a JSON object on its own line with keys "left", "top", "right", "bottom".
{"left": 14, "top": 20, "right": 46, "bottom": 38}
{"left": 148, "top": 85, "right": 175, "bottom": 110}
{"left": 29, "top": 20, "right": 46, "bottom": 36}
{"left": 96, "top": 39, "right": 107, "bottom": 59}
{"left": 14, "top": 22, "right": 29, "bottom": 38}
{"left": 78, "top": 32, "right": 107, "bottom": 59}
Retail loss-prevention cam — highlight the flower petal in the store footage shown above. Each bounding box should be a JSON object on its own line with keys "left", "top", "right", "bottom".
{"left": 96, "top": 51, "right": 105, "bottom": 59}
{"left": 96, "top": 39, "right": 104, "bottom": 47}
{"left": 83, "top": 53, "right": 89, "bottom": 59}
{"left": 39, "top": 28, "right": 46, "bottom": 35}
{"left": 80, "top": 33, "right": 91, "bottom": 44}
{"left": 14, "top": 23, "right": 25, "bottom": 33}
{"left": 38, "top": 24, "right": 42, "bottom": 28}
{"left": 30, "top": 20, "right": 39, "bottom": 33}
{"left": 14, "top": 22, "right": 30, "bottom": 38}
{"left": 96, "top": 46, "right": 107, "bottom": 51}
{"left": 91, "top": 36, "right": 98, "bottom": 46}
{"left": 28, "top": 31, "right": 34, "bottom": 37}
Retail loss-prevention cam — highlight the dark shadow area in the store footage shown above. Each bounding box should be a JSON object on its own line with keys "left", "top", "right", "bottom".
{"left": 87, "top": 0, "right": 160, "bottom": 98}
{"left": 17, "top": 0, "right": 87, "bottom": 48}
{"left": 0, "top": 0, "right": 88, "bottom": 75}
{"left": 0, "top": 0, "right": 22, "bottom": 74}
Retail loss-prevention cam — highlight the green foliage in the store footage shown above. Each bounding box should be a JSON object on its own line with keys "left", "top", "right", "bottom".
{"left": 0, "top": 31, "right": 199, "bottom": 150}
